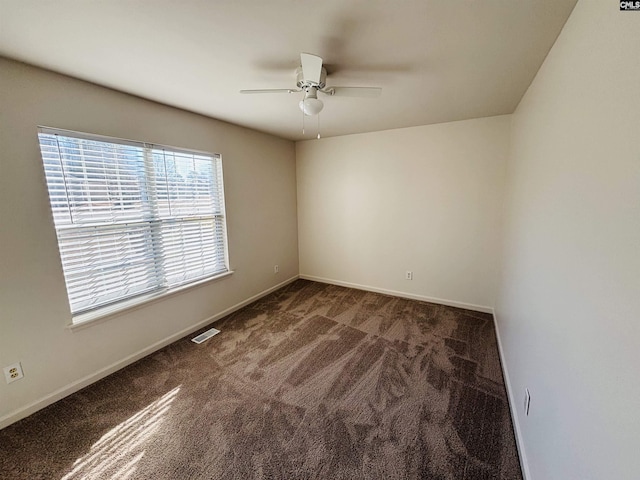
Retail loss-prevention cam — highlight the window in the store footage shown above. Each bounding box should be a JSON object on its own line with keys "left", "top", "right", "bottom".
{"left": 37, "top": 127, "right": 229, "bottom": 321}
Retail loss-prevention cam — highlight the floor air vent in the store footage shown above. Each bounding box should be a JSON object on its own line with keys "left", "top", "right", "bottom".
{"left": 191, "top": 328, "right": 221, "bottom": 344}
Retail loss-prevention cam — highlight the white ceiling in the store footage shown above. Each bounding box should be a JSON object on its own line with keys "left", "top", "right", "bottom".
{"left": 0, "top": 0, "right": 577, "bottom": 141}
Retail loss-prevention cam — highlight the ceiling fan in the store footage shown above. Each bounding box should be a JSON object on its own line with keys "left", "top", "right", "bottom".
{"left": 240, "top": 53, "right": 382, "bottom": 117}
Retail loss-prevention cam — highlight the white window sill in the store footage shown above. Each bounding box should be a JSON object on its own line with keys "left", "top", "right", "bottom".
{"left": 67, "top": 270, "right": 234, "bottom": 331}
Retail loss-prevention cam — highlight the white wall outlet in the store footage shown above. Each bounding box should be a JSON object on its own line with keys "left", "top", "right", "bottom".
{"left": 405, "top": 271, "right": 413, "bottom": 280}
{"left": 524, "top": 388, "right": 531, "bottom": 416}
{"left": 3, "top": 362, "right": 24, "bottom": 384}
{"left": 274, "top": 264, "right": 279, "bottom": 274}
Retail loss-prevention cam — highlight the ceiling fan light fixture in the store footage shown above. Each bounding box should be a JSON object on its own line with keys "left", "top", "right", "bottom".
{"left": 242, "top": 53, "right": 381, "bottom": 121}
{"left": 299, "top": 96, "right": 324, "bottom": 116}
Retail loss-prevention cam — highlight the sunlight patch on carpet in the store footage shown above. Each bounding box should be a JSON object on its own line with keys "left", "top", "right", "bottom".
{"left": 61, "top": 386, "right": 180, "bottom": 480}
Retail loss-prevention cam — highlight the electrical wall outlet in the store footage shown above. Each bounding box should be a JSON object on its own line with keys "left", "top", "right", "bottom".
{"left": 405, "top": 271, "right": 413, "bottom": 280}
{"left": 524, "top": 388, "right": 531, "bottom": 416}
{"left": 274, "top": 264, "right": 279, "bottom": 274}
{"left": 3, "top": 362, "right": 24, "bottom": 384}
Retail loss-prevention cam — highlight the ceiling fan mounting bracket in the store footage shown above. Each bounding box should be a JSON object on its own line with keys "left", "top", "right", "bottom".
{"left": 296, "top": 66, "right": 327, "bottom": 90}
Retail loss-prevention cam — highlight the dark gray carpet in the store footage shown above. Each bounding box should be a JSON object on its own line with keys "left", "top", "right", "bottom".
{"left": 0, "top": 280, "right": 523, "bottom": 479}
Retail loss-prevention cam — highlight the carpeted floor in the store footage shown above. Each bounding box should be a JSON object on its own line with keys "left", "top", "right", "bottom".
{"left": 0, "top": 280, "right": 523, "bottom": 479}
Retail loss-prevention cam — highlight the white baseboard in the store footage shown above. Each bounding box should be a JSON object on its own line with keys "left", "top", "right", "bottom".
{"left": 299, "top": 274, "right": 493, "bottom": 314}
{"left": 492, "top": 309, "right": 531, "bottom": 480}
{"left": 0, "top": 275, "right": 299, "bottom": 430}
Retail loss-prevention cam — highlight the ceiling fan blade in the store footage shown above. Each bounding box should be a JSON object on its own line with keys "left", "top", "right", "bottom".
{"left": 300, "top": 53, "right": 323, "bottom": 85}
{"left": 322, "top": 87, "right": 382, "bottom": 98}
{"left": 240, "top": 89, "right": 301, "bottom": 94}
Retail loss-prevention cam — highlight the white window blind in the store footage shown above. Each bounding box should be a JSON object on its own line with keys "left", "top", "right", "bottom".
{"left": 37, "top": 127, "right": 229, "bottom": 318}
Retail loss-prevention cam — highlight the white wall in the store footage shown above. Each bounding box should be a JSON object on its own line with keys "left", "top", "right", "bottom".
{"left": 495, "top": 1, "right": 640, "bottom": 479}
{"left": 296, "top": 116, "right": 510, "bottom": 311}
{"left": 0, "top": 58, "right": 298, "bottom": 427}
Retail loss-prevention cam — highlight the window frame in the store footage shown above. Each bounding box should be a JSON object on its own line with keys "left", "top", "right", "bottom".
{"left": 37, "top": 126, "right": 232, "bottom": 327}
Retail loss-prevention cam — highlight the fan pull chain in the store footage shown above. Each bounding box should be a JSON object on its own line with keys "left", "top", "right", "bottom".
{"left": 317, "top": 113, "right": 321, "bottom": 139}
{"left": 302, "top": 101, "right": 305, "bottom": 135}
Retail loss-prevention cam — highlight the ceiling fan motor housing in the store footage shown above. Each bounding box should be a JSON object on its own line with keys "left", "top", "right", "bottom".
{"left": 296, "top": 66, "right": 327, "bottom": 90}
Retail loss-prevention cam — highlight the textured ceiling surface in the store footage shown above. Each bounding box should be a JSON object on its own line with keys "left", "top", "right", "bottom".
{"left": 0, "top": 0, "right": 577, "bottom": 140}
